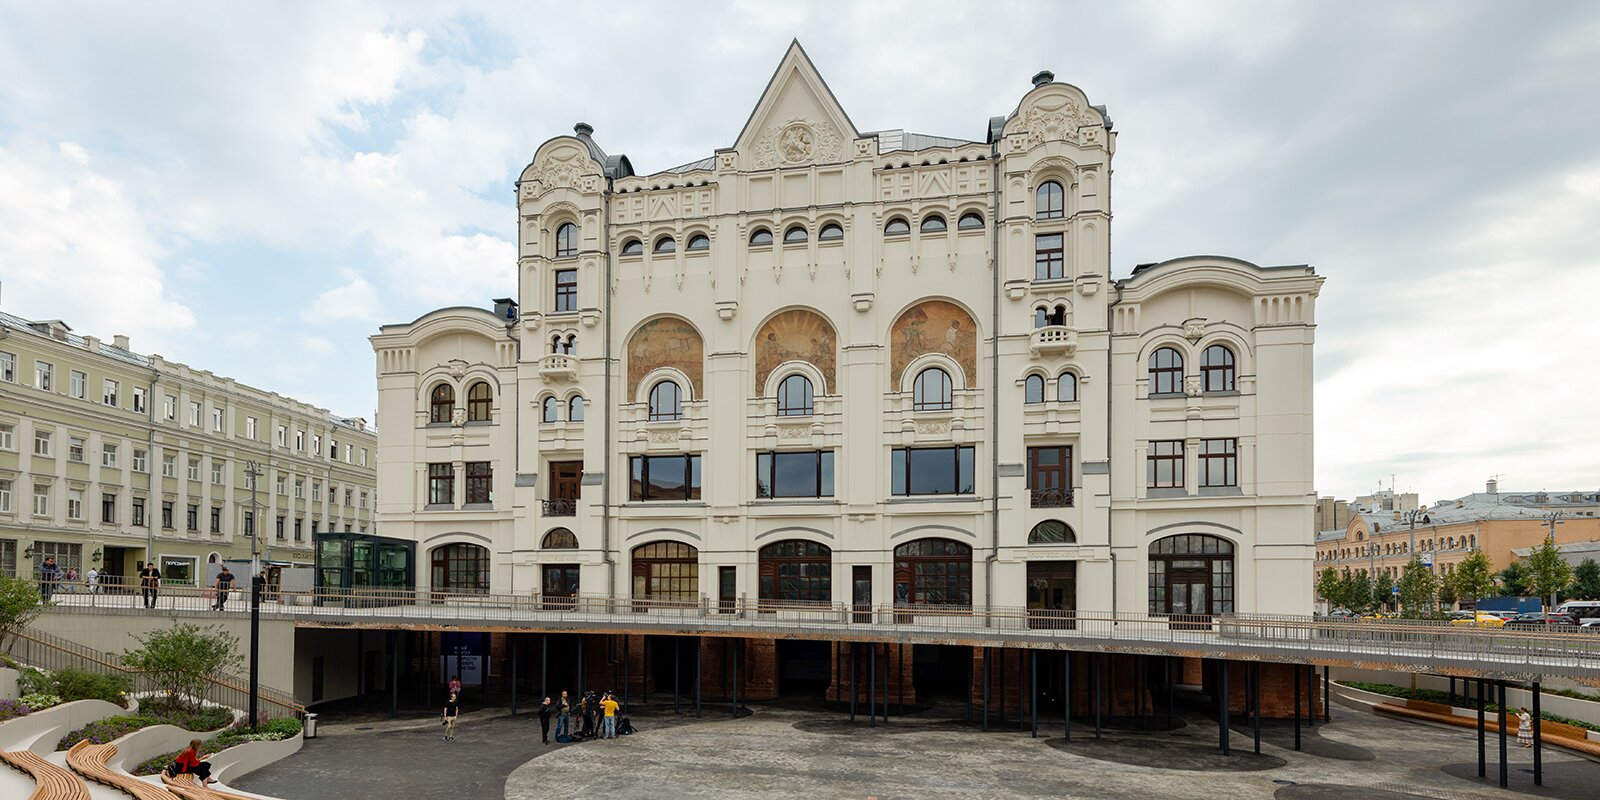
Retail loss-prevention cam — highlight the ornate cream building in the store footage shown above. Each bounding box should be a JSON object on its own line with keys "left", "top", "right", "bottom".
{"left": 372, "top": 42, "right": 1323, "bottom": 621}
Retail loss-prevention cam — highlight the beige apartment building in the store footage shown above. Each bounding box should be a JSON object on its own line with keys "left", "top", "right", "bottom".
{"left": 0, "top": 312, "right": 377, "bottom": 587}
{"left": 372, "top": 42, "right": 1324, "bottom": 622}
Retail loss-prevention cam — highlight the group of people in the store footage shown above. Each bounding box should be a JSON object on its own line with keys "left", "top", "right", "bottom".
{"left": 34, "top": 557, "right": 103, "bottom": 601}
{"left": 536, "top": 690, "right": 629, "bottom": 744}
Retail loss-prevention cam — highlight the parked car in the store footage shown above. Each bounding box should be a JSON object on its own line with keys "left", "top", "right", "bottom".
{"left": 1503, "top": 612, "right": 1578, "bottom": 631}
{"left": 1554, "top": 600, "right": 1600, "bottom": 621}
{"left": 1450, "top": 612, "right": 1507, "bottom": 628}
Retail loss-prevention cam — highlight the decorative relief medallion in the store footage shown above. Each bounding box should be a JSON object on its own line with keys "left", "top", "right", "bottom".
{"left": 525, "top": 150, "right": 597, "bottom": 198}
{"left": 779, "top": 123, "right": 814, "bottom": 162}
{"left": 1014, "top": 96, "right": 1102, "bottom": 148}
{"left": 916, "top": 420, "right": 951, "bottom": 435}
{"left": 1183, "top": 318, "right": 1207, "bottom": 343}
{"left": 648, "top": 429, "right": 680, "bottom": 444}
{"left": 752, "top": 118, "right": 843, "bottom": 169}
{"left": 778, "top": 425, "right": 811, "bottom": 440}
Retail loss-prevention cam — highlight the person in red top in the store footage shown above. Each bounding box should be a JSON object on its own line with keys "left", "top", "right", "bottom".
{"left": 168, "top": 739, "right": 216, "bottom": 784}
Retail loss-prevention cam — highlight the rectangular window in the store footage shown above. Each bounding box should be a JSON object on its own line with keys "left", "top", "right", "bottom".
{"left": 0, "top": 423, "right": 13, "bottom": 450}
{"left": 360, "top": 448, "right": 368, "bottom": 467}
{"left": 246, "top": 416, "right": 257, "bottom": 440}
{"left": 890, "top": 446, "right": 976, "bottom": 496}
{"left": 0, "top": 479, "right": 11, "bottom": 513}
{"left": 343, "top": 488, "right": 353, "bottom": 506}
{"left": 162, "top": 454, "right": 176, "bottom": 477}
{"left": 243, "top": 510, "right": 254, "bottom": 537}
{"left": 553, "top": 268, "right": 578, "bottom": 312}
{"left": 312, "top": 434, "right": 321, "bottom": 455}
{"left": 359, "top": 492, "right": 368, "bottom": 509}
{"left": 628, "top": 454, "right": 703, "bottom": 501}
{"left": 162, "top": 501, "right": 173, "bottom": 529}
{"left": 1034, "top": 233, "right": 1065, "bottom": 280}
{"left": 755, "top": 451, "right": 835, "bottom": 499}
{"left": 67, "top": 488, "right": 84, "bottom": 520}
{"left": 101, "top": 493, "right": 116, "bottom": 523}
{"left": 275, "top": 516, "right": 285, "bottom": 539}
{"left": 34, "top": 429, "right": 52, "bottom": 456}
{"left": 465, "top": 462, "right": 492, "bottom": 504}
{"left": 1146, "top": 440, "right": 1185, "bottom": 489}
{"left": 1199, "top": 438, "right": 1238, "bottom": 488}
{"left": 102, "top": 442, "right": 118, "bottom": 468}
{"left": 70, "top": 370, "right": 87, "bottom": 399}
{"left": 187, "top": 504, "right": 198, "bottom": 530}
{"left": 212, "top": 407, "right": 223, "bottom": 432}
{"left": 295, "top": 430, "right": 304, "bottom": 451}
{"left": 35, "top": 361, "right": 52, "bottom": 392}
{"left": 209, "top": 506, "right": 221, "bottom": 533}
{"left": 163, "top": 394, "right": 176, "bottom": 420}
{"left": 132, "top": 387, "right": 146, "bottom": 414}
{"left": 311, "top": 481, "right": 321, "bottom": 501}
{"left": 132, "top": 448, "right": 147, "bottom": 472}
{"left": 68, "top": 437, "right": 85, "bottom": 463}
{"left": 103, "top": 379, "right": 119, "bottom": 407}
{"left": 1027, "top": 445, "right": 1073, "bottom": 507}
{"left": 276, "top": 425, "right": 287, "bottom": 447}
{"left": 131, "top": 497, "right": 145, "bottom": 526}
{"left": 0, "top": 352, "right": 12, "bottom": 382}
{"left": 187, "top": 459, "right": 200, "bottom": 481}
{"left": 276, "top": 475, "right": 287, "bottom": 495}
{"left": 33, "top": 485, "right": 50, "bottom": 517}
{"left": 188, "top": 401, "right": 201, "bottom": 427}
{"left": 344, "top": 444, "right": 352, "bottom": 463}
{"left": 211, "top": 460, "right": 224, "bottom": 485}
{"left": 427, "top": 463, "right": 454, "bottom": 505}
{"left": 294, "top": 518, "right": 303, "bottom": 541}
{"left": 294, "top": 479, "right": 304, "bottom": 498}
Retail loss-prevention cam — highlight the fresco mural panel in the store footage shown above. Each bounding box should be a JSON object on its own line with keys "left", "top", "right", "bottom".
{"left": 890, "top": 300, "right": 977, "bottom": 386}
{"left": 754, "top": 308, "right": 837, "bottom": 393}
{"left": 627, "top": 317, "right": 704, "bottom": 397}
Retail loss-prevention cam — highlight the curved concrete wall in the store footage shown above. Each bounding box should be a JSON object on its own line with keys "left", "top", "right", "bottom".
{"left": 0, "top": 698, "right": 126, "bottom": 753}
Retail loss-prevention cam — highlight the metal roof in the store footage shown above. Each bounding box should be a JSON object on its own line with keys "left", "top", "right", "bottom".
{"left": 0, "top": 310, "right": 149, "bottom": 366}
{"left": 664, "top": 156, "right": 716, "bottom": 174}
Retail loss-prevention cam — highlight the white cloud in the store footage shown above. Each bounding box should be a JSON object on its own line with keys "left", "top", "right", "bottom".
{"left": 303, "top": 271, "right": 384, "bottom": 325}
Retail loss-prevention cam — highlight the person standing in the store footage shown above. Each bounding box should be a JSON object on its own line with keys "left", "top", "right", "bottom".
{"left": 63, "top": 566, "right": 77, "bottom": 593}
{"left": 601, "top": 692, "right": 620, "bottom": 739}
{"left": 85, "top": 567, "right": 99, "bottom": 595}
{"left": 212, "top": 566, "right": 235, "bottom": 611}
{"left": 442, "top": 692, "right": 461, "bottom": 741}
{"left": 449, "top": 675, "right": 462, "bottom": 698}
{"left": 555, "top": 691, "right": 571, "bottom": 740}
{"left": 1517, "top": 707, "right": 1534, "bottom": 747}
{"left": 139, "top": 562, "right": 162, "bottom": 609}
{"left": 167, "top": 739, "right": 217, "bottom": 785}
{"left": 38, "top": 557, "right": 60, "bottom": 602}
{"left": 537, "top": 696, "right": 554, "bottom": 744}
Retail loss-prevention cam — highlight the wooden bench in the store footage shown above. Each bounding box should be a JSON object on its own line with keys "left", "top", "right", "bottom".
{"left": 65, "top": 740, "right": 179, "bottom": 800}
{"left": 1375, "top": 701, "right": 1600, "bottom": 758}
{"left": 161, "top": 771, "right": 261, "bottom": 800}
{"left": 0, "top": 748, "right": 92, "bottom": 800}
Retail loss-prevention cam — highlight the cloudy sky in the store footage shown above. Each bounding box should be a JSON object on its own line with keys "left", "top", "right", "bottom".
{"left": 1, "top": 1, "right": 1596, "bottom": 503}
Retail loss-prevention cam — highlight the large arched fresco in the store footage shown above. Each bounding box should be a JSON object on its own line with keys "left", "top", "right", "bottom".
{"left": 754, "top": 308, "right": 837, "bottom": 393}
{"left": 627, "top": 317, "right": 704, "bottom": 397}
{"left": 889, "top": 300, "right": 977, "bottom": 386}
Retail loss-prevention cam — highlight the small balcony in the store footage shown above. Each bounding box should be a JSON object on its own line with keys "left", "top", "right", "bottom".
{"left": 538, "top": 353, "right": 578, "bottom": 382}
{"left": 541, "top": 498, "right": 577, "bottom": 517}
{"left": 1029, "top": 326, "right": 1077, "bottom": 358}
{"left": 1030, "top": 487, "right": 1073, "bottom": 508}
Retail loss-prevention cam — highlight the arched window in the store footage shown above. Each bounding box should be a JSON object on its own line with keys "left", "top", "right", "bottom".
{"left": 1034, "top": 308, "right": 1049, "bottom": 329}
{"left": 1057, "top": 372, "right": 1078, "bottom": 402}
{"left": 920, "top": 214, "right": 947, "bottom": 233}
{"left": 1036, "top": 181, "right": 1064, "bottom": 219}
{"left": 686, "top": 233, "right": 710, "bottom": 251}
{"left": 912, "top": 367, "right": 953, "bottom": 411}
{"left": 1148, "top": 534, "right": 1234, "bottom": 618}
{"left": 429, "top": 384, "right": 454, "bottom": 423}
{"left": 758, "top": 540, "right": 832, "bottom": 606}
{"left": 818, "top": 223, "right": 844, "bottom": 241}
{"left": 431, "top": 543, "right": 489, "bottom": 594}
{"left": 556, "top": 223, "right": 578, "bottom": 258}
{"left": 620, "top": 238, "right": 644, "bottom": 256}
{"left": 1024, "top": 374, "right": 1045, "bottom": 404}
{"left": 565, "top": 334, "right": 577, "bottom": 355}
{"left": 749, "top": 228, "right": 773, "bottom": 246}
{"left": 631, "top": 541, "right": 698, "bottom": 603}
{"left": 957, "top": 211, "right": 984, "bottom": 230}
{"left": 776, "top": 374, "right": 814, "bottom": 417}
{"left": 1148, "top": 347, "right": 1184, "bottom": 395}
{"left": 1201, "top": 344, "right": 1236, "bottom": 392}
{"left": 466, "top": 381, "right": 492, "bottom": 422}
{"left": 568, "top": 396, "right": 585, "bottom": 422}
{"left": 784, "top": 225, "right": 808, "bottom": 243}
{"left": 884, "top": 217, "right": 911, "bottom": 236}
{"left": 893, "top": 538, "right": 972, "bottom": 608}
{"left": 1028, "top": 520, "right": 1076, "bottom": 544}
{"left": 541, "top": 396, "right": 560, "bottom": 423}
{"left": 541, "top": 528, "right": 578, "bottom": 549}
{"left": 649, "top": 380, "right": 683, "bottom": 421}
{"left": 653, "top": 236, "right": 676, "bottom": 254}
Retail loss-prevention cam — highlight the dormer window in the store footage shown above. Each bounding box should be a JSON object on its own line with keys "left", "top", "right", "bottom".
{"left": 620, "top": 238, "right": 644, "bottom": 256}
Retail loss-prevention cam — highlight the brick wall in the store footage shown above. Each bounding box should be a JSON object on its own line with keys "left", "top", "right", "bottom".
{"left": 826, "top": 642, "right": 916, "bottom": 705}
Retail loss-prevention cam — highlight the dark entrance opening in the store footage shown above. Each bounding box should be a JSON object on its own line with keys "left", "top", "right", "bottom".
{"left": 643, "top": 635, "right": 697, "bottom": 705}
{"left": 913, "top": 644, "right": 972, "bottom": 700}
{"left": 776, "top": 640, "right": 831, "bottom": 697}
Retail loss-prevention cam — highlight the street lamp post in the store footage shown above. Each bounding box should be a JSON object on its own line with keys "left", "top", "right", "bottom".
{"left": 1545, "top": 511, "right": 1564, "bottom": 612}
{"left": 244, "top": 461, "right": 263, "bottom": 731}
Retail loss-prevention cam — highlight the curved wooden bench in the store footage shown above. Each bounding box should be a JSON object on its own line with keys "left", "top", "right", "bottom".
{"left": 65, "top": 740, "right": 179, "bottom": 800}
{"left": 161, "top": 772, "right": 260, "bottom": 800}
{"left": 0, "top": 748, "right": 91, "bottom": 800}
{"left": 1374, "top": 702, "right": 1600, "bottom": 758}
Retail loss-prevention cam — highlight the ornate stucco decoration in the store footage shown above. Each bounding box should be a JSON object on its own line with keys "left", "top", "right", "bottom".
{"left": 525, "top": 151, "right": 598, "bottom": 198}
{"left": 1184, "top": 376, "right": 1204, "bottom": 398}
{"left": 1014, "top": 96, "right": 1102, "bottom": 148}
{"left": 752, "top": 118, "right": 843, "bottom": 169}
{"left": 447, "top": 360, "right": 468, "bottom": 379}
{"left": 450, "top": 408, "right": 467, "bottom": 427}
{"left": 1183, "top": 318, "right": 1207, "bottom": 343}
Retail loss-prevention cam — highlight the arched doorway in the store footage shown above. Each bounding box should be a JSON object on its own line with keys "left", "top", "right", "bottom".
{"left": 1148, "top": 534, "right": 1234, "bottom": 623}
{"left": 631, "top": 541, "right": 698, "bottom": 606}
{"left": 757, "top": 540, "right": 831, "bottom": 607}
{"left": 893, "top": 538, "right": 972, "bottom": 620}
{"left": 430, "top": 542, "right": 489, "bottom": 594}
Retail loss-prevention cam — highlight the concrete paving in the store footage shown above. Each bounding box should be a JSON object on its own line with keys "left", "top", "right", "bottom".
{"left": 236, "top": 700, "right": 1600, "bottom": 800}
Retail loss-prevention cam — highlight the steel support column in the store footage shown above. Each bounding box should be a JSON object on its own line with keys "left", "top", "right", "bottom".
{"left": 1293, "top": 663, "right": 1302, "bottom": 751}
{"left": 1219, "top": 660, "right": 1230, "bottom": 755}
{"left": 1477, "top": 678, "right": 1486, "bottom": 778}
{"left": 1165, "top": 656, "right": 1173, "bottom": 729}
{"left": 732, "top": 639, "right": 740, "bottom": 719}
{"left": 982, "top": 647, "right": 990, "bottom": 732}
{"left": 540, "top": 634, "right": 547, "bottom": 700}
{"left": 1323, "top": 666, "right": 1330, "bottom": 722}
{"left": 1498, "top": 681, "right": 1508, "bottom": 788}
{"left": 1063, "top": 650, "right": 1071, "bottom": 742}
{"left": 674, "top": 637, "right": 681, "bottom": 715}
{"left": 1533, "top": 680, "right": 1542, "bottom": 786}
{"left": 623, "top": 636, "right": 630, "bottom": 709}
{"left": 851, "top": 645, "right": 859, "bottom": 722}
{"left": 694, "top": 636, "right": 702, "bottom": 719}
{"left": 510, "top": 634, "right": 518, "bottom": 716}
{"left": 869, "top": 645, "right": 877, "bottom": 728}
{"left": 390, "top": 630, "right": 399, "bottom": 720}
{"left": 1252, "top": 662, "right": 1261, "bottom": 755}
{"left": 1093, "top": 653, "right": 1102, "bottom": 738}
{"left": 1031, "top": 649, "right": 1038, "bottom": 738}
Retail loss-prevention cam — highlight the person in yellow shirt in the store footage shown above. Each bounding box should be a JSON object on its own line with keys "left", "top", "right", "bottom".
{"left": 600, "top": 692, "right": 621, "bottom": 739}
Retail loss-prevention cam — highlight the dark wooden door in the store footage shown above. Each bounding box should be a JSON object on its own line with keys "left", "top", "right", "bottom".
{"left": 718, "top": 566, "right": 737, "bottom": 614}
{"left": 852, "top": 566, "right": 872, "bottom": 624}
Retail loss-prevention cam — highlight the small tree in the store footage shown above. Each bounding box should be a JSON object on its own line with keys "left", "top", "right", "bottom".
{"left": 1315, "top": 567, "right": 1342, "bottom": 611}
{"left": 121, "top": 623, "right": 242, "bottom": 710}
{"left": 1568, "top": 558, "right": 1600, "bottom": 600}
{"left": 1374, "top": 571, "right": 1396, "bottom": 611}
{"left": 1522, "top": 538, "right": 1575, "bottom": 607}
{"left": 1437, "top": 571, "right": 1459, "bottom": 609}
{"left": 1347, "top": 570, "right": 1374, "bottom": 614}
{"left": 1496, "top": 562, "right": 1530, "bottom": 597}
{"left": 1452, "top": 550, "right": 1496, "bottom": 606}
{"left": 1398, "top": 557, "right": 1440, "bottom": 617}
{"left": 0, "top": 575, "right": 42, "bottom": 649}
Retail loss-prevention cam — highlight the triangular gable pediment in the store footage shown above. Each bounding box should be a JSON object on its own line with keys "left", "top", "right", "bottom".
{"left": 731, "top": 41, "right": 860, "bottom": 170}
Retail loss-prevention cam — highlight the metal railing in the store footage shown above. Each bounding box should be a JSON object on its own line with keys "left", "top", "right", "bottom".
{"left": 540, "top": 498, "right": 577, "bottom": 517}
{"left": 24, "top": 580, "right": 1600, "bottom": 679}
{"left": 1028, "top": 488, "right": 1073, "bottom": 508}
{"left": 1, "top": 625, "right": 304, "bottom": 720}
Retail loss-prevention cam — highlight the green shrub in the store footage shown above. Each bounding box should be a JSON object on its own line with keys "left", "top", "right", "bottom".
{"left": 18, "top": 667, "right": 52, "bottom": 696}
{"left": 131, "top": 716, "right": 302, "bottom": 776}
{"left": 20, "top": 692, "right": 62, "bottom": 711}
{"left": 0, "top": 699, "right": 30, "bottom": 722}
{"left": 50, "top": 667, "right": 132, "bottom": 705}
{"left": 58, "top": 715, "right": 152, "bottom": 749}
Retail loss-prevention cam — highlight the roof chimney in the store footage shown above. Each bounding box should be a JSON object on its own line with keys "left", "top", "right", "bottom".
{"left": 1031, "top": 69, "right": 1055, "bottom": 87}
{"left": 112, "top": 334, "right": 130, "bottom": 350}
{"left": 1486, "top": 478, "right": 1498, "bottom": 495}
{"left": 573, "top": 122, "right": 594, "bottom": 137}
